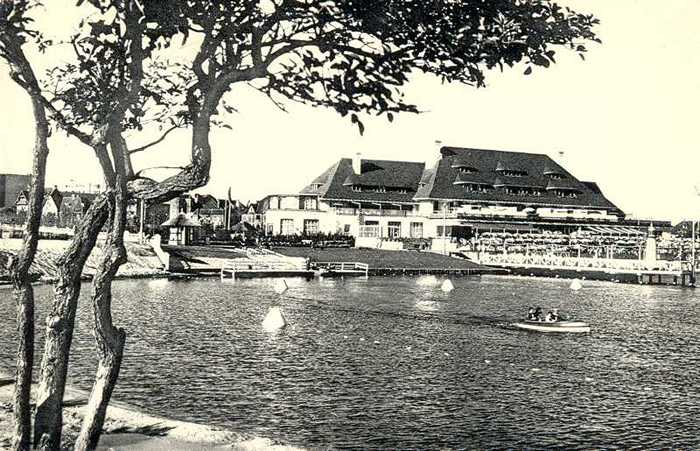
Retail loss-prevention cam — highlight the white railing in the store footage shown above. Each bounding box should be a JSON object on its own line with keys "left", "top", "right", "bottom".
{"left": 220, "top": 255, "right": 307, "bottom": 279}
{"left": 477, "top": 253, "right": 686, "bottom": 273}
{"left": 315, "top": 261, "right": 369, "bottom": 277}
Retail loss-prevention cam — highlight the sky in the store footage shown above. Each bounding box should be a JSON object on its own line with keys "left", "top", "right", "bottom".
{"left": 1, "top": 1, "right": 699, "bottom": 222}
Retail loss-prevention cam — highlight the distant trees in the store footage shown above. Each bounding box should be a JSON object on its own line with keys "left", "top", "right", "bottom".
{"left": 1, "top": 0, "right": 599, "bottom": 449}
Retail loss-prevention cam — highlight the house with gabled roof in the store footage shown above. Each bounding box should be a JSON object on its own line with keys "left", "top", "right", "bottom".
{"left": 15, "top": 186, "right": 64, "bottom": 226}
{"left": 257, "top": 146, "right": 641, "bottom": 246}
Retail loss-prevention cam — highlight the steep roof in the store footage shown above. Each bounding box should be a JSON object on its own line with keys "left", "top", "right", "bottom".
{"left": 320, "top": 158, "right": 425, "bottom": 203}
{"left": 415, "top": 147, "right": 623, "bottom": 213}
{"left": 299, "top": 161, "right": 341, "bottom": 196}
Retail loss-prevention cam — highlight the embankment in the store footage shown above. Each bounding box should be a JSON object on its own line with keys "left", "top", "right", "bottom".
{"left": 0, "top": 370, "right": 300, "bottom": 450}
{"left": 0, "top": 238, "right": 165, "bottom": 283}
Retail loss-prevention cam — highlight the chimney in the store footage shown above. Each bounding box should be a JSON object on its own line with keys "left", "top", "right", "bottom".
{"left": 353, "top": 152, "right": 362, "bottom": 174}
{"left": 168, "top": 198, "right": 179, "bottom": 219}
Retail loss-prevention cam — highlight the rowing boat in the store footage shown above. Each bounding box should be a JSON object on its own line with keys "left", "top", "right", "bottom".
{"left": 513, "top": 320, "right": 591, "bottom": 333}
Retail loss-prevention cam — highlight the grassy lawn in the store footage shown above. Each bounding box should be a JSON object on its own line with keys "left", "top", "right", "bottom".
{"left": 162, "top": 245, "right": 248, "bottom": 260}
{"left": 273, "top": 247, "right": 483, "bottom": 270}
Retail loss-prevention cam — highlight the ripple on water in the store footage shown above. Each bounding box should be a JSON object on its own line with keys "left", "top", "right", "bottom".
{"left": 0, "top": 276, "right": 699, "bottom": 449}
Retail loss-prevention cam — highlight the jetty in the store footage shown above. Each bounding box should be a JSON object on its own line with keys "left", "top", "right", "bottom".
{"left": 477, "top": 254, "right": 696, "bottom": 287}
{"left": 311, "top": 261, "right": 369, "bottom": 278}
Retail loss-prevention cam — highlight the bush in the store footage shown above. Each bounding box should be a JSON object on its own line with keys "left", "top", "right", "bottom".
{"left": 260, "top": 232, "right": 354, "bottom": 248}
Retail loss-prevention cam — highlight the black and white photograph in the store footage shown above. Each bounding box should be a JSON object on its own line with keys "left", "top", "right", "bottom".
{"left": 0, "top": 1, "right": 698, "bottom": 450}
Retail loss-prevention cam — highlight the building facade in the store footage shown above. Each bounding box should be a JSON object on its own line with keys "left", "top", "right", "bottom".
{"left": 258, "top": 147, "right": 649, "bottom": 245}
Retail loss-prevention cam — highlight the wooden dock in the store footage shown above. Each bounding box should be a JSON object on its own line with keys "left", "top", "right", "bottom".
{"left": 312, "top": 261, "right": 369, "bottom": 278}
{"left": 488, "top": 262, "right": 696, "bottom": 287}
{"left": 221, "top": 259, "right": 311, "bottom": 280}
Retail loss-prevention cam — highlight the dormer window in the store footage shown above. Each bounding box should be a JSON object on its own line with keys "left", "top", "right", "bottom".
{"left": 311, "top": 183, "right": 323, "bottom": 191}
{"left": 352, "top": 185, "right": 362, "bottom": 192}
{"left": 554, "top": 190, "right": 578, "bottom": 198}
{"left": 499, "top": 169, "right": 528, "bottom": 177}
{"left": 464, "top": 183, "right": 493, "bottom": 193}
{"left": 495, "top": 161, "right": 528, "bottom": 177}
{"left": 503, "top": 186, "right": 543, "bottom": 196}
{"left": 451, "top": 158, "right": 479, "bottom": 173}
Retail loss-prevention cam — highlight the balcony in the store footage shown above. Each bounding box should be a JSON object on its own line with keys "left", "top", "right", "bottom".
{"left": 335, "top": 207, "right": 417, "bottom": 217}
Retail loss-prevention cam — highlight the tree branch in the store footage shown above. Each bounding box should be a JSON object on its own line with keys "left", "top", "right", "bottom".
{"left": 127, "top": 124, "right": 180, "bottom": 155}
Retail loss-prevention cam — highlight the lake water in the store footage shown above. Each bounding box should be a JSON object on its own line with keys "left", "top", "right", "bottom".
{"left": 1, "top": 275, "right": 699, "bottom": 449}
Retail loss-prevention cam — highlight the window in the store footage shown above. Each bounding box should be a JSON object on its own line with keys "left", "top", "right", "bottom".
{"left": 303, "top": 197, "right": 317, "bottom": 210}
{"left": 437, "top": 225, "right": 452, "bottom": 237}
{"left": 343, "top": 224, "right": 351, "bottom": 234}
{"left": 410, "top": 222, "right": 423, "bottom": 238}
{"left": 311, "top": 183, "right": 322, "bottom": 191}
{"left": 554, "top": 190, "right": 578, "bottom": 198}
{"left": 280, "top": 219, "right": 295, "bottom": 235}
{"left": 458, "top": 167, "right": 478, "bottom": 174}
{"left": 303, "top": 219, "right": 319, "bottom": 235}
{"left": 387, "top": 221, "right": 401, "bottom": 239}
{"left": 466, "top": 184, "right": 492, "bottom": 193}
{"left": 548, "top": 174, "right": 565, "bottom": 180}
{"left": 499, "top": 169, "right": 528, "bottom": 177}
{"left": 352, "top": 185, "right": 362, "bottom": 192}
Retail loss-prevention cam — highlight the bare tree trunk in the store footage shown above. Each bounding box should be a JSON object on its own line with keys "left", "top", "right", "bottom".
{"left": 11, "top": 107, "right": 48, "bottom": 451}
{"left": 74, "top": 137, "right": 130, "bottom": 451}
{"left": 0, "top": 34, "right": 51, "bottom": 451}
{"left": 33, "top": 196, "right": 109, "bottom": 451}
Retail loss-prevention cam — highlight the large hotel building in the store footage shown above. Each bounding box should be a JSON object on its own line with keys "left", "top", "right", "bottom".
{"left": 258, "top": 146, "right": 656, "bottom": 248}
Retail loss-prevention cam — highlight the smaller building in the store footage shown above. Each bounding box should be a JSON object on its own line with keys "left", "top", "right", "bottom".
{"left": 16, "top": 186, "right": 63, "bottom": 226}
{"left": 59, "top": 191, "right": 97, "bottom": 228}
{"left": 162, "top": 213, "right": 202, "bottom": 245}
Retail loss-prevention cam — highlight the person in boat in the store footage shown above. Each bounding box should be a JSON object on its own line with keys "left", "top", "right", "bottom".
{"left": 551, "top": 308, "right": 560, "bottom": 321}
{"left": 545, "top": 309, "right": 560, "bottom": 322}
{"left": 533, "top": 306, "right": 543, "bottom": 321}
{"left": 527, "top": 307, "right": 536, "bottom": 320}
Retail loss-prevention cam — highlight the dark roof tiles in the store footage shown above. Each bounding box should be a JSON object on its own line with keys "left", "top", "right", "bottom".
{"left": 322, "top": 158, "right": 425, "bottom": 203}
{"left": 416, "top": 147, "right": 622, "bottom": 213}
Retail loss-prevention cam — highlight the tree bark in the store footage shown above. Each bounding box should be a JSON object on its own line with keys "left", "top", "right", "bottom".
{"left": 73, "top": 193, "right": 127, "bottom": 451}
{"left": 11, "top": 103, "right": 48, "bottom": 451}
{"left": 1, "top": 33, "right": 51, "bottom": 451}
{"left": 33, "top": 196, "right": 109, "bottom": 451}
{"left": 74, "top": 134, "right": 130, "bottom": 451}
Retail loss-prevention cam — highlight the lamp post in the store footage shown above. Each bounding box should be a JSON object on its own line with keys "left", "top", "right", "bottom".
{"left": 443, "top": 201, "right": 447, "bottom": 255}
{"left": 139, "top": 200, "right": 145, "bottom": 243}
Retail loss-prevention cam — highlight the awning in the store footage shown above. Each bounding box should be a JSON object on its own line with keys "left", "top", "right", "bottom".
{"left": 584, "top": 225, "right": 644, "bottom": 235}
{"left": 459, "top": 221, "right": 536, "bottom": 232}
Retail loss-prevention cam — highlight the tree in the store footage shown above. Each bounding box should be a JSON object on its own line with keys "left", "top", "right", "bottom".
{"left": 2, "top": 1, "right": 599, "bottom": 449}
{"left": 0, "top": 2, "right": 49, "bottom": 449}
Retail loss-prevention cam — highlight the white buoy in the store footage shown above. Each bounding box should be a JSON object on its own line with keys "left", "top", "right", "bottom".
{"left": 441, "top": 279, "right": 455, "bottom": 292}
{"left": 274, "top": 279, "right": 289, "bottom": 295}
{"left": 262, "top": 306, "right": 287, "bottom": 331}
{"left": 570, "top": 279, "right": 583, "bottom": 291}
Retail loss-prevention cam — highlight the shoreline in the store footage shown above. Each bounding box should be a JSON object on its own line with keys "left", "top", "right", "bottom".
{"left": 0, "top": 369, "right": 301, "bottom": 451}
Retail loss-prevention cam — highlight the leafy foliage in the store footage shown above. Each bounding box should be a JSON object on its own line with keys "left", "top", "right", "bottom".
{"left": 37, "top": 0, "right": 599, "bottom": 137}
